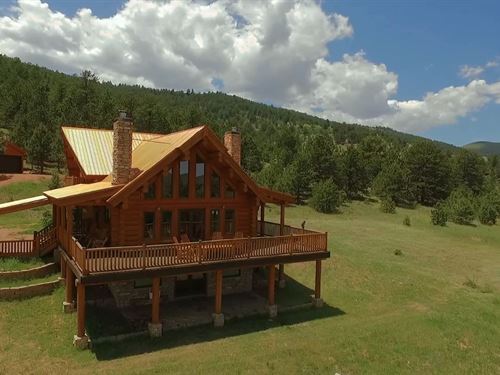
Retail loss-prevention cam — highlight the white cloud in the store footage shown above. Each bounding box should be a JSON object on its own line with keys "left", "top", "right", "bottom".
{"left": 0, "top": 0, "right": 499, "bottom": 135}
{"left": 459, "top": 65, "right": 485, "bottom": 79}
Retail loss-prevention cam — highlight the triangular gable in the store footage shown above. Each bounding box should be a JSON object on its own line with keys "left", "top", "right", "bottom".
{"left": 106, "top": 126, "right": 267, "bottom": 206}
{"left": 61, "top": 126, "right": 163, "bottom": 177}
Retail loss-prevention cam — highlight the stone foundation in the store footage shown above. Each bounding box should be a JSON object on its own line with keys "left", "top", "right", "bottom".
{"left": 311, "top": 297, "right": 324, "bottom": 308}
{"left": 108, "top": 277, "right": 175, "bottom": 308}
{"left": 63, "top": 301, "right": 75, "bottom": 313}
{"left": 268, "top": 304, "right": 278, "bottom": 318}
{"left": 212, "top": 313, "right": 224, "bottom": 327}
{"left": 148, "top": 322, "right": 163, "bottom": 338}
{"left": 206, "top": 269, "right": 252, "bottom": 297}
{"left": 73, "top": 335, "right": 90, "bottom": 350}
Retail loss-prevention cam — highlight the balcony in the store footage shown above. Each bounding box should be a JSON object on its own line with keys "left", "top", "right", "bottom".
{"left": 64, "top": 221, "right": 329, "bottom": 281}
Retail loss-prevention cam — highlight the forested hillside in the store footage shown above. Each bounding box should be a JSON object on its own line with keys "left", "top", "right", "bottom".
{"left": 464, "top": 141, "right": 500, "bottom": 156}
{"left": 0, "top": 54, "right": 498, "bottom": 223}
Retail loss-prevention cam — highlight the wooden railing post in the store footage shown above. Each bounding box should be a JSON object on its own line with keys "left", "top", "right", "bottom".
{"left": 142, "top": 243, "right": 147, "bottom": 269}
{"left": 33, "top": 231, "right": 39, "bottom": 256}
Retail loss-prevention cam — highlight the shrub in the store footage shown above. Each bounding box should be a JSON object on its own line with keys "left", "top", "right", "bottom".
{"left": 40, "top": 210, "right": 52, "bottom": 227}
{"left": 394, "top": 249, "right": 403, "bottom": 256}
{"left": 49, "top": 171, "right": 61, "bottom": 190}
{"left": 446, "top": 187, "right": 475, "bottom": 225}
{"left": 403, "top": 216, "right": 411, "bottom": 226}
{"left": 309, "top": 179, "right": 342, "bottom": 213}
{"left": 431, "top": 203, "right": 448, "bottom": 226}
{"left": 380, "top": 198, "right": 396, "bottom": 214}
{"left": 477, "top": 199, "right": 497, "bottom": 225}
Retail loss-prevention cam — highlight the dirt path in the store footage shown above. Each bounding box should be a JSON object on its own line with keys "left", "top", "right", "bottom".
{"left": 0, "top": 173, "right": 50, "bottom": 187}
{"left": 0, "top": 228, "right": 31, "bottom": 240}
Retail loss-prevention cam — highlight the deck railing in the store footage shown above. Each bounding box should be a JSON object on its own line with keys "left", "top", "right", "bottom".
{"left": 69, "top": 227, "right": 328, "bottom": 275}
{"left": 0, "top": 224, "right": 57, "bottom": 258}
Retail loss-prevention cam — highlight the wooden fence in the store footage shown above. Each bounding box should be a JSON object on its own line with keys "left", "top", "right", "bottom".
{"left": 70, "top": 229, "right": 328, "bottom": 274}
{"left": 0, "top": 224, "right": 57, "bottom": 258}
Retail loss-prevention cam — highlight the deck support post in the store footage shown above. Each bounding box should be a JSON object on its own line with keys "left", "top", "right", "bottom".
{"left": 312, "top": 260, "right": 324, "bottom": 308}
{"left": 213, "top": 270, "right": 224, "bottom": 327}
{"left": 268, "top": 264, "right": 277, "bottom": 318}
{"left": 73, "top": 282, "right": 89, "bottom": 350}
{"left": 260, "top": 203, "right": 265, "bottom": 236}
{"left": 60, "top": 256, "right": 66, "bottom": 279}
{"left": 279, "top": 204, "right": 285, "bottom": 235}
{"left": 148, "top": 276, "right": 162, "bottom": 338}
{"left": 63, "top": 263, "right": 75, "bottom": 313}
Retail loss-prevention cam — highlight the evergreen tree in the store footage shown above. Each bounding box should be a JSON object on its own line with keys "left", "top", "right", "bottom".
{"left": 452, "top": 149, "right": 486, "bottom": 195}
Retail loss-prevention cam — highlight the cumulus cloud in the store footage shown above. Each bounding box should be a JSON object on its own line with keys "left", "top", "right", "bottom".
{"left": 459, "top": 58, "right": 499, "bottom": 79}
{"left": 0, "top": 0, "right": 499, "bottom": 134}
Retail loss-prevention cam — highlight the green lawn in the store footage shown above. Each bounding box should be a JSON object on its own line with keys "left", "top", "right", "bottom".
{"left": 0, "top": 257, "right": 46, "bottom": 272}
{"left": 0, "top": 201, "right": 499, "bottom": 374}
{"left": 0, "top": 179, "right": 51, "bottom": 234}
{"left": 0, "top": 273, "right": 59, "bottom": 288}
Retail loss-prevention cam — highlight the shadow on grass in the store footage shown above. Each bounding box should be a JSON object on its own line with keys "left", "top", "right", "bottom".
{"left": 92, "top": 303, "right": 344, "bottom": 361}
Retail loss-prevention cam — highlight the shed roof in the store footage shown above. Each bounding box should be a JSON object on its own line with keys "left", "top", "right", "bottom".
{"left": 44, "top": 181, "right": 122, "bottom": 205}
{"left": 61, "top": 127, "right": 162, "bottom": 177}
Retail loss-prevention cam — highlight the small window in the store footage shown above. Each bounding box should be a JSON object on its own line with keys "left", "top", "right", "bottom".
{"left": 223, "top": 269, "right": 241, "bottom": 278}
{"left": 144, "top": 212, "right": 155, "bottom": 240}
{"left": 195, "top": 156, "right": 205, "bottom": 198}
{"left": 144, "top": 182, "right": 156, "bottom": 200}
{"left": 161, "top": 211, "right": 172, "bottom": 241}
{"left": 225, "top": 184, "right": 235, "bottom": 199}
{"left": 210, "top": 209, "right": 221, "bottom": 234}
{"left": 225, "top": 209, "right": 235, "bottom": 235}
{"left": 179, "top": 160, "right": 189, "bottom": 198}
{"left": 163, "top": 168, "right": 173, "bottom": 198}
{"left": 211, "top": 171, "right": 220, "bottom": 198}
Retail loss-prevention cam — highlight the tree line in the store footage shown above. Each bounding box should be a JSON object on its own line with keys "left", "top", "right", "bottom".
{"left": 0, "top": 54, "right": 498, "bottom": 224}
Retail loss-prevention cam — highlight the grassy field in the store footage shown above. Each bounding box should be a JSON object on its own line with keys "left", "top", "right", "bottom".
{"left": 0, "top": 257, "right": 46, "bottom": 272}
{"left": 0, "top": 196, "right": 499, "bottom": 373}
{"left": 0, "top": 178, "right": 51, "bottom": 234}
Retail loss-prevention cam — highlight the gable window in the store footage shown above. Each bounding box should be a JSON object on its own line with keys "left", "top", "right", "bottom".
{"left": 161, "top": 211, "right": 172, "bottom": 241}
{"left": 210, "top": 209, "right": 221, "bottom": 235}
{"left": 163, "top": 168, "right": 173, "bottom": 198}
{"left": 224, "top": 184, "right": 236, "bottom": 199}
{"left": 225, "top": 209, "right": 235, "bottom": 235}
{"left": 211, "top": 171, "right": 220, "bottom": 198}
{"left": 179, "top": 160, "right": 189, "bottom": 198}
{"left": 144, "top": 182, "right": 156, "bottom": 200}
{"left": 195, "top": 156, "right": 205, "bottom": 198}
{"left": 144, "top": 212, "right": 155, "bottom": 240}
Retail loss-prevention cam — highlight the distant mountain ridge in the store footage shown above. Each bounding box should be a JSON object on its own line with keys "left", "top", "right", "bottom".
{"left": 463, "top": 141, "right": 500, "bottom": 156}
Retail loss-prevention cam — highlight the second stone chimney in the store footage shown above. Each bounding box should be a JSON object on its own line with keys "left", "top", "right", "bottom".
{"left": 224, "top": 127, "right": 241, "bottom": 165}
{"left": 112, "top": 111, "right": 133, "bottom": 185}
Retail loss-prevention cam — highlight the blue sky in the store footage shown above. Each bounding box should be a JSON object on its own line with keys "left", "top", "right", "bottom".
{"left": 1, "top": 0, "right": 499, "bottom": 146}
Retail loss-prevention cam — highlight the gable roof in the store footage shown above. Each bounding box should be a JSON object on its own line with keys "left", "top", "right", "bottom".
{"left": 61, "top": 126, "right": 162, "bottom": 177}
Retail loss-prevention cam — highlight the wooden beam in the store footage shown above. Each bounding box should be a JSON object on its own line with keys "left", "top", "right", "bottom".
{"left": 260, "top": 203, "right": 265, "bottom": 236}
{"left": 65, "top": 263, "right": 75, "bottom": 303}
{"left": 151, "top": 277, "right": 161, "bottom": 324}
{"left": 76, "top": 282, "right": 86, "bottom": 337}
{"left": 215, "top": 270, "right": 223, "bottom": 314}
{"left": 268, "top": 265, "right": 276, "bottom": 305}
{"left": 315, "top": 260, "right": 322, "bottom": 299}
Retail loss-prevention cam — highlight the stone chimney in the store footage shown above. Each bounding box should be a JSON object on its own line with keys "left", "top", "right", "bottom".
{"left": 112, "top": 111, "right": 133, "bottom": 185}
{"left": 224, "top": 127, "right": 241, "bottom": 165}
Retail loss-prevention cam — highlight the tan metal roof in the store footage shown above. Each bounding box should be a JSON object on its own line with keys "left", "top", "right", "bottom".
{"left": 44, "top": 181, "right": 122, "bottom": 204}
{"left": 62, "top": 127, "right": 162, "bottom": 176}
{"left": 0, "top": 196, "right": 49, "bottom": 215}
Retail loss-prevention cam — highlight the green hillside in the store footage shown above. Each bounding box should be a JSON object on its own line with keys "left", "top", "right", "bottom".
{"left": 464, "top": 141, "right": 500, "bottom": 156}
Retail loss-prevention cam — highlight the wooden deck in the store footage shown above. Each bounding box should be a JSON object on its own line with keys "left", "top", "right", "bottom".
{"left": 65, "top": 221, "right": 328, "bottom": 276}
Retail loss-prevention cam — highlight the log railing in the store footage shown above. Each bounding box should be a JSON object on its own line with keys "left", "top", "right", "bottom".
{"left": 258, "top": 220, "right": 318, "bottom": 236}
{"left": 0, "top": 240, "right": 34, "bottom": 257}
{"left": 68, "top": 229, "right": 328, "bottom": 275}
{"left": 35, "top": 224, "right": 57, "bottom": 255}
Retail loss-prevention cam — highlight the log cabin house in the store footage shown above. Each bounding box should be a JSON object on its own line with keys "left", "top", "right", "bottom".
{"left": 0, "top": 112, "right": 330, "bottom": 349}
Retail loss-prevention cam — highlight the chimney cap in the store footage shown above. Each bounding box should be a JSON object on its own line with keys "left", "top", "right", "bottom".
{"left": 117, "top": 110, "right": 132, "bottom": 122}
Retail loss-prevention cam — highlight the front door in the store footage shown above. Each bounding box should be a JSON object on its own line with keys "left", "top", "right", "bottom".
{"left": 179, "top": 209, "right": 205, "bottom": 241}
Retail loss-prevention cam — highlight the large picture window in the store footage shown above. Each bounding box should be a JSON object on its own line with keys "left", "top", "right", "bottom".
{"left": 179, "top": 160, "right": 189, "bottom": 198}
{"left": 144, "top": 182, "right": 156, "bottom": 200}
{"left": 161, "top": 211, "right": 172, "bottom": 241}
{"left": 163, "top": 168, "right": 173, "bottom": 198}
{"left": 211, "top": 171, "right": 220, "bottom": 198}
{"left": 225, "top": 184, "right": 235, "bottom": 199}
{"left": 179, "top": 209, "right": 205, "bottom": 241}
{"left": 210, "top": 209, "right": 221, "bottom": 235}
{"left": 144, "top": 212, "right": 155, "bottom": 240}
{"left": 225, "top": 209, "right": 235, "bottom": 235}
{"left": 195, "top": 156, "right": 205, "bottom": 198}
